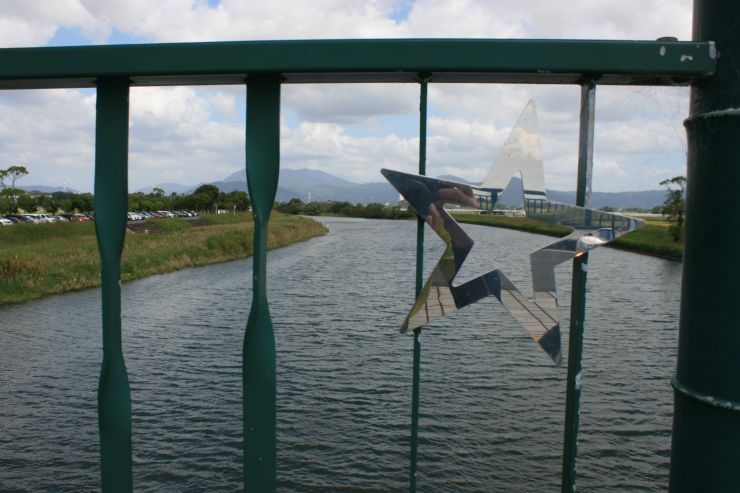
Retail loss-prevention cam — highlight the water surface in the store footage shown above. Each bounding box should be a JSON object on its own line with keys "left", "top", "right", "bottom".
{"left": 0, "top": 216, "right": 682, "bottom": 491}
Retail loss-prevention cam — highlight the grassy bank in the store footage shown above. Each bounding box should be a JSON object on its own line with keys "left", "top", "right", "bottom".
{"left": 452, "top": 212, "right": 682, "bottom": 261}
{"left": 610, "top": 224, "right": 683, "bottom": 260}
{"left": 451, "top": 213, "right": 572, "bottom": 237}
{"left": 0, "top": 213, "right": 328, "bottom": 305}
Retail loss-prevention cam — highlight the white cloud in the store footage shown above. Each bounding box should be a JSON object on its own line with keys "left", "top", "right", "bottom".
{"left": 0, "top": 1, "right": 107, "bottom": 46}
{"left": 281, "top": 121, "right": 418, "bottom": 183}
{"left": 283, "top": 85, "right": 417, "bottom": 124}
{"left": 129, "top": 86, "right": 245, "bottom": 190}
{"left": 2, "top": 0, "right": 693, "bottom": 45}
{"left": 0, "top": 1, "right": 694, "bottom": 192}
{"left": 0, "top": 90, "right": 95, "bottom": 190}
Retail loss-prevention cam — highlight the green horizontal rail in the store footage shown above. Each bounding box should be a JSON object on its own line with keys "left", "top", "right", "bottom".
{"left": 0, "top": 39, "right": 715, "bottom": 88}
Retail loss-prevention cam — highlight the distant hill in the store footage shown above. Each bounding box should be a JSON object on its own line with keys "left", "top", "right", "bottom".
{"left": 429, "top": 175, "right": 665, "bottom": 209}
{"left": 496, "top": 176, "right": 665, "bottom": 210}
{"left": 199, "top": 178, "right": 304, "bottom": 203}
{"left": 127, "top": 169, "right": 667, "bottom": 209}
{"left": 209, "top": 168, "right": 398, "bottom": 204}
{"left": 19, "top": 185, "right": 80, "bottom": 194}
{"left": 547, "top": 189, "right": 666, "bottom": 210}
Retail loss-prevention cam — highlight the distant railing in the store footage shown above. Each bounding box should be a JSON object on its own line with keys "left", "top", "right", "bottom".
{"left": 0, "top": 13, "right": 736, "bottom": 492}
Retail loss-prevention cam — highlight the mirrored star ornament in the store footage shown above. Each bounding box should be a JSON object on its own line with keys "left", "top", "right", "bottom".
{"left": 382, "top": 100, "right": 644, "bottom": 365}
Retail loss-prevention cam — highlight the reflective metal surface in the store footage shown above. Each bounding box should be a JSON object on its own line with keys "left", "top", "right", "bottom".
{"left": 382, "top": 101, "right": 644, "bottom": 364}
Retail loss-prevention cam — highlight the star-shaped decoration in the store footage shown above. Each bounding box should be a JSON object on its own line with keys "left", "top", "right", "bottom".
{"left": 382, "top": 101, "right": 644, "bottom": 365}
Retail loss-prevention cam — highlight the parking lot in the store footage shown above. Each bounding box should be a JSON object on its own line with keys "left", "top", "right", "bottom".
{"left": 0, "top": 210, "right": 199, "bottom": 225}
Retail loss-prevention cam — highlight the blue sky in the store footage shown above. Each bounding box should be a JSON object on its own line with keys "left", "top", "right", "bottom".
{"left": 0, "top": 0, "right": 693, "bottom": 193}
{"left": 49, "top": 25, "right": 145, "bottom": 46}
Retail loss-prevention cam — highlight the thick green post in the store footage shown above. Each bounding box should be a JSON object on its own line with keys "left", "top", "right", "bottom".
{"left": 243, "top": 77, "right": 280, "bottom": 492}
{"left": 409, "top": 77, "right": 428, "bottom": 493}
{"left": 561, "top": 82, "right": 595, "bottom": 493}
{"left": 94, "top": 77, "right": 132, "bottom": 492}
{"left": 670, "top": 1, "right": 740, "bottom": 491}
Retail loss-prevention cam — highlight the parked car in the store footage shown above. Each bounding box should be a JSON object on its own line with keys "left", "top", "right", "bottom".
{"left": 0, "top": 217, "right": 13, "bottom": 226}
{"left": 29, "top": 214, "right": 54, "bottom": 223}
{"left": 6, "top": 215, "right": 33, "bottom": 223}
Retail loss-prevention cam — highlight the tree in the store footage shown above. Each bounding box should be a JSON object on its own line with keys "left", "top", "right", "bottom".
{"left": 16, "top": 192, "right": 36, "bottom": 212}
{"left": 221, "top": 190, "right": 250, "bottom": 212}
{"left": 660, "top": 176, "right": 686, "bottom": 242}
{"left": 303, "top": 202, "right": 325, "bottom": 216}
{"left": 275, "top": 198, "right": 305, "bottom": 215}
{"left": 0, "top": 165, "right": 28, "bottom": 208}
{"left": 192, "top": 184, "right": 220, "bottom": 212}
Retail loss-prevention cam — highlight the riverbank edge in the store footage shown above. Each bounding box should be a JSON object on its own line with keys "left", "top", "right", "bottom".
{"left": 0, "top": 214, "right": 328, "bottom": 306}
{"left": 451, "top": 213, "right": 683, "bottom": 261}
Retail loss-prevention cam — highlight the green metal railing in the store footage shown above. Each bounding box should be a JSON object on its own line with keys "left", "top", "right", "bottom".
{"left": 94, "top": 78, "right": 132, "bottom": 492}
{"left": 1, "top": 3, "right": 735, "bottom": 489}
{"left": 561, "top": 81, "right": 595, "bottom": 493}
{"left": 243, "top": 78, "right": 281, "bottom": 489}
{"left": 409, "top": 76, "right": 428, "bottom": 493}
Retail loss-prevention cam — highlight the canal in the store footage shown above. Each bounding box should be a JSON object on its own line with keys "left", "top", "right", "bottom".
{"left": 0, "top": 216, "right": 682, "bottom": 491}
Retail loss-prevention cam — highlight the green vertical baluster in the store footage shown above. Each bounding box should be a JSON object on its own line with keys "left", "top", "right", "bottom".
{"left": 560, "top": 253, "right": 588, "bottom": 492}
{"left": 243, "top": 77, "right": 281, "bottom": 492}
{"left": 561, "top": 81, "right": 595, "bottom": 493}
{"left": 94, "top": 78, "right": 133, "bottom": 493}
{"left": 409, "top": 75, "right": 429, "bottom": 493}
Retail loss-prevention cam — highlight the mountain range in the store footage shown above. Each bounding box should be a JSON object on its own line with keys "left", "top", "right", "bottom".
{"left": 19, "top": 185, "right": 81, "bottom": 194}
{"left": 134, "top": 168, "right": 666, "bottom": 210}
{"left": 145, "top": 168, "right": 401, "bottom": 204}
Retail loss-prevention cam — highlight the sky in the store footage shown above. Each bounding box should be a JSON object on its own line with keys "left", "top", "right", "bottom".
{"left": 0, "top": 0, "right": 694, "bottom": 193}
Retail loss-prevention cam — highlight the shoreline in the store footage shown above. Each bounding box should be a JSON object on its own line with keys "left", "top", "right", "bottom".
{"left": 0, "top": 213, "right": 328, "bottom": 306}
{"left": 451, "top": 212, "right": 682, "bottom": 261}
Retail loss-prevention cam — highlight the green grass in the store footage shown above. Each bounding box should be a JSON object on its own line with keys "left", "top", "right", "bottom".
{"left": 452, "top": 212, "right": 682, "bottom": 261}
{"left": 611, "top": 224, "right": 683, "bottom": 260}
{"left": 146, "top": 217, "right": 191, "bottom": 232}
{"left": 194, "top": 212, "right": 252, "bottom": 225}
{"left": 0, "top": 213, "right": 328, "bottom": 306}
{"left": 0, "top": 220, "right": 96, "bottom": 244}
{"left": 452, "top": 212, "right": 571, "bottom": 237}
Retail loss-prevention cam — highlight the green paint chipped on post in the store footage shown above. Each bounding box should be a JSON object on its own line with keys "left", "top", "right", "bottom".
{"left": 243, "top": 78, "right": 281, "bottom": 492}
{"left": 94, "top": 78, "right": 133, "bottom": 493}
